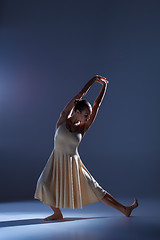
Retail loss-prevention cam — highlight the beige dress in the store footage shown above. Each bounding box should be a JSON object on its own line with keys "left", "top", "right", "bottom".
{"left": 34, "top": 121, "right": 107, "bottom": 208}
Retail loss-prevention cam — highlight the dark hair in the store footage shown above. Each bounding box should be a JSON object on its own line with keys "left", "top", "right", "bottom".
{"left": 73, "top": 99, "right": 92, "bottom": 113}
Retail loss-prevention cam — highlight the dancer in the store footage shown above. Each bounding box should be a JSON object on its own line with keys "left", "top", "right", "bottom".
{"left": 34, "top": 75, "right": 138, "bottom": 220}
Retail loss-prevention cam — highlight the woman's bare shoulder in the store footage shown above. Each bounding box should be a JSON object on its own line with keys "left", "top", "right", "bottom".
{"left": 79, "top": 122, "right": 87, "bottom": 138}
{"left": 56, "top": 118, "right": 66, "bottom": 130}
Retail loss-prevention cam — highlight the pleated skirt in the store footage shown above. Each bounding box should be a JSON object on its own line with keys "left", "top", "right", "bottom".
{"left": 34, "top": 149, "right": 107, "bottom": 208}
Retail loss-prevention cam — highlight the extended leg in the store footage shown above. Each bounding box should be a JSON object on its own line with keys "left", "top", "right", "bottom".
{"left": 43, "top": 206, "right": 63, "bottom": 221}
{"left": 101, "top": 192, "right": 138, "bottom": 217}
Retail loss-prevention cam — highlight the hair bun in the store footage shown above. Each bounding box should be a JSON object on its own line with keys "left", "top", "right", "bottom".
{"left": 74, "top": 99, "right": 80, "bottom": 104}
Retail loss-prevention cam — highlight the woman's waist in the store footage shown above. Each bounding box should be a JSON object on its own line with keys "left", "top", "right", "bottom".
{"left": 54, "top": 145, "right": 79, "bottom": 156}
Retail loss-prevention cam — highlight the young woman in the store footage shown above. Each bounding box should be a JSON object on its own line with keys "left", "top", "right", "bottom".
{"left": 34, "top": 75, "right": 138, "bottom": 221}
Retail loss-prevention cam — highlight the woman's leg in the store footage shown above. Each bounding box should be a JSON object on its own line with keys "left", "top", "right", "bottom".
{"left": 43, "top": 206, "right": 63, "bottom": 221}
{"left": 101, "top": 192, "right": 138, "bottom": 217}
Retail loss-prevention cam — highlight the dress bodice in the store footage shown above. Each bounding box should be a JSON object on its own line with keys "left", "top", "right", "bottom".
{"left": 54, "top": 121, "right": 82, "bottom": 155}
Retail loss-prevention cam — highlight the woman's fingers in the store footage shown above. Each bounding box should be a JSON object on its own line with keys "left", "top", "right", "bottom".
{"left": 94, "top": 75, "right": 109, "bottom": 84}
{"left": 95, "top": 75, "right": 106, "bottom": 80}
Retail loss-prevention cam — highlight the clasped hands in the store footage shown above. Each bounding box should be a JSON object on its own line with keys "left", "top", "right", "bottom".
{"left": 93, "top": 75, "right": 109, "bottom": 84}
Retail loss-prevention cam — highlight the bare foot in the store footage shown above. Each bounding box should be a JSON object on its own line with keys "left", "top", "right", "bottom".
{"left": 43, "top": 212, "right": 63, "bottom": 221}
{"left": 124, "top": 198, "right": 138, "bottom": 217}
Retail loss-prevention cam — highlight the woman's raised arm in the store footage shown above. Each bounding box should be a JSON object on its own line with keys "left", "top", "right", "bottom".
{"left": 93, "top": 78, "right": 108, "bottom": 107}
{"left": 83, "top": 78, "right": 109, "bottom": 132}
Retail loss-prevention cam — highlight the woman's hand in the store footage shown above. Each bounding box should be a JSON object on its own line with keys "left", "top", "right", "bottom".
{"left": 94, "top": 75, "right": 109, "bottom": 84}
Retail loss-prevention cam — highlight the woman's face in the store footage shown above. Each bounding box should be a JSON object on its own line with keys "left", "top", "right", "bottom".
{"left": 77, "top": 108, "right": 92, "bottom": 122}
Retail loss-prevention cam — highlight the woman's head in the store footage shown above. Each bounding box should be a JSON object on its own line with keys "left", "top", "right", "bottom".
{"left": 73, "top": 99, "right": 92, "bottom": 122}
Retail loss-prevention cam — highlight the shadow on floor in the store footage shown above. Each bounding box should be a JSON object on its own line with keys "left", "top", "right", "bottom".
{"left": 0, "top": 216, "right": 113, "bottom": 228}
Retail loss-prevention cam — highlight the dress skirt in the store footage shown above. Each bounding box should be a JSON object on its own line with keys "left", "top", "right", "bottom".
{"left": 34, "top": 149, "right": 107, "bottom": 209}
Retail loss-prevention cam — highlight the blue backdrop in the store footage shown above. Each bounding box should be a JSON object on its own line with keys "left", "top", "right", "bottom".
{"left": 0, "top": 0, "right": 159, "bottom": 202}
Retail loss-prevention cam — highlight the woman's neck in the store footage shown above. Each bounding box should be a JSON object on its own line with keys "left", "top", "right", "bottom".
{"left": 68, "top": 115, "right": 80, "bottom": 125}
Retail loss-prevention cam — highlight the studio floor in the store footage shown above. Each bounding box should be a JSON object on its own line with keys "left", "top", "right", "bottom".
{"left": 0, "top": 197, "right": 160, "bottom": 240}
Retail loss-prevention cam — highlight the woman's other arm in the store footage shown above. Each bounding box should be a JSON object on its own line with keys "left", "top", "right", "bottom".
{"left": 61, "top": 76, "right": 96, "bottom": 116}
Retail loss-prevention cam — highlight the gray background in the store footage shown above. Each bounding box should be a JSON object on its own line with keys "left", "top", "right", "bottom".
{"left": 0, "top": 0, "right": 159, "bottom": 202}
